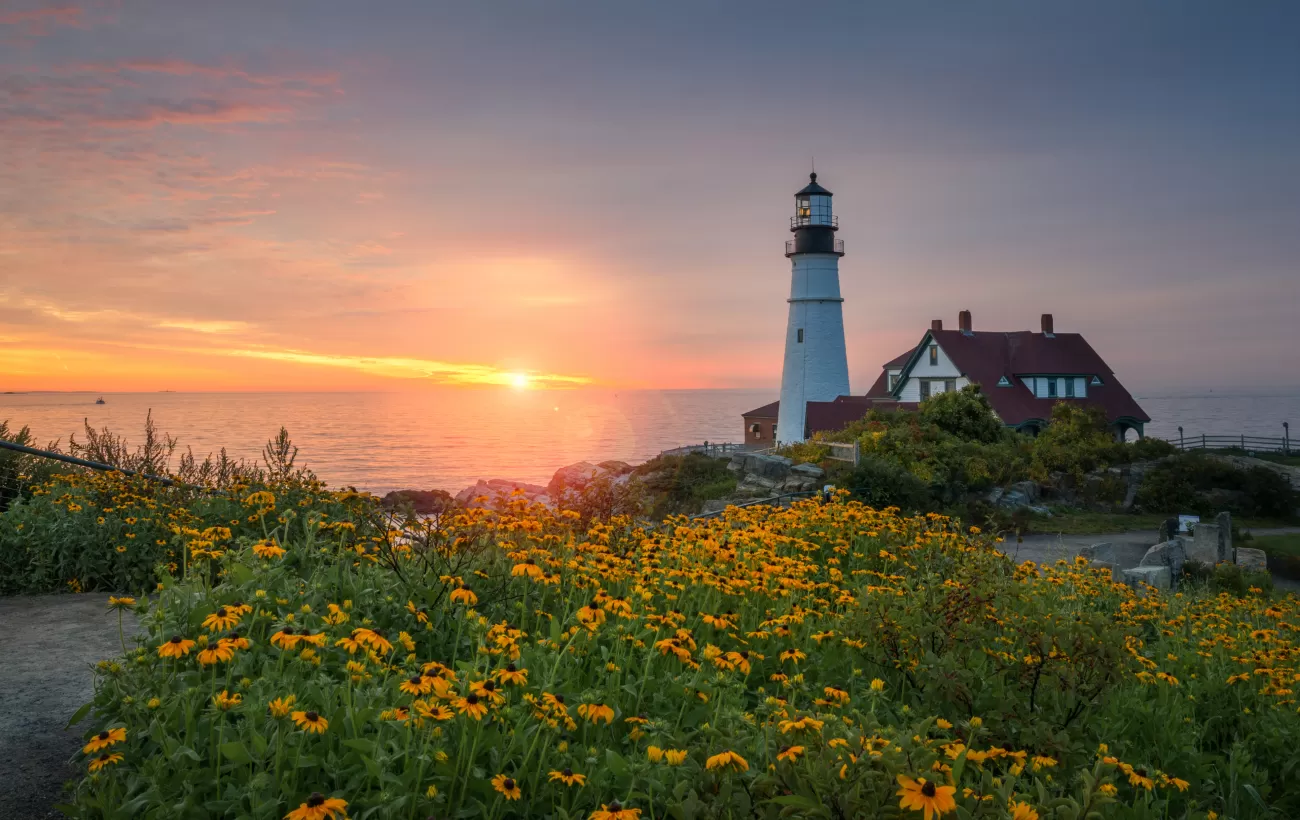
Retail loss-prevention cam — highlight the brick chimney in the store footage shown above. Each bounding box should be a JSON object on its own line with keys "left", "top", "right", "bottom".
{"left": 930, "top": 319, "right": 943, "bottom": 332}
{"left": 958, "top": 309, "right": 972, "bottom": 335}
{"left": 1041, "top": 313, "right": 1054, "bottom": 336}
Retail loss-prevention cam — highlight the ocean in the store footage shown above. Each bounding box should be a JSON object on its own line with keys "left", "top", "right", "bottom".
{"left": 1, "top": 390, "right": 1296, "bottom": 495}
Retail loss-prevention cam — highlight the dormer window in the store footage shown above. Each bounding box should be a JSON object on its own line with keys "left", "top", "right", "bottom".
{"left": 996, "top": 376, "right": 1011, "bottom": 387}
{"left": 928, "top": 345, "right": 938, "bottom": 365}
{"left": 1047, "top": 379, "right": 1058, "bottom": 398}
{"left": 1090, "top": 376, "right": 1103, "bottom": 386}
{"left": 1065, "top": 378, "right": 1075, "bottom": 398}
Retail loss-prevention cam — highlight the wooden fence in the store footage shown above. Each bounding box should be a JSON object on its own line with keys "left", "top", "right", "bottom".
{"left": 1166, "top": 430, "right": 1292, "bottom": 455}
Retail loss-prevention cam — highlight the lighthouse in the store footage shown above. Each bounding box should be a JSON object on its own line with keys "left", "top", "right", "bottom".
{"left": 775, "top": 172, "right": 849, "bottom": 443}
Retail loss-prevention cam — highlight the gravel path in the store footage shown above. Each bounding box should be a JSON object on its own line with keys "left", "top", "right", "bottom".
{"left": 0, "top": 594, "right": 138, "bottom": 819}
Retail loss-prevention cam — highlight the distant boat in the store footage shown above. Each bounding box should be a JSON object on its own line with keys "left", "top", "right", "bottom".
{"left": 95, "top": 397, "right": 106, "bottom": 404}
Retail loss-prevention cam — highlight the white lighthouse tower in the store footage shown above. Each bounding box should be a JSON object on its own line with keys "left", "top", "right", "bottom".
{"left": 776, "top": 172, "right": 849, "bottom": 444}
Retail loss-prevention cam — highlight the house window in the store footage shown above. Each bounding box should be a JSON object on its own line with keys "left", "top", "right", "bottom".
{"left": 920, "top": 380, "right": 931, "bottom": 400}
{"left": 1047, "top": 378, "right": 1058, "bottom": 398}
{"left": 1065, "top": 378, "right": 1075, "bottom": 398}
{"left": 749, "top": 423, "right": 762, "bottom": 439}
{"left": 1090, "top": 375, "right": 1102, "bottom": 386}
{"left": 944, "top": 379, "right": 956, "bottom": 393}
{"left": 997, "top": 376, "right": 1011, "bottom": 387}
{"left": 796, "top": 328, "right": 804, "bottom": 343}
{"left": 888, "top": 374, "right": 899, "bottom": 391}
{"left": 928, "top": 345, "right": 938, "bottom": 365}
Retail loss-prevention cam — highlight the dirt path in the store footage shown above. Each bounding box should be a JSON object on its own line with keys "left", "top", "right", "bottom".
{"left": 0, "top": 594, "right": 138, "bottom": 819}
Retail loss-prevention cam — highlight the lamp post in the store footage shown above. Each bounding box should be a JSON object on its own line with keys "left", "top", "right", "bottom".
{"left": 1285, "top": 422, "right": 1290, "bottom": 456}
{"left": 1178, "top": 426, "right": 1184, "bottom": 450}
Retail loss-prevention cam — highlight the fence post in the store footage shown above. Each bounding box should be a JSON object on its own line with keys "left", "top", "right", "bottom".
{"left": 1285, "top": 422, "right": 1290, "bottom": 455}
{"left": 1201, "top": 433, "right": 1206, "bottom": 449}
{"left": 1178, "top": 426, "right": 1183, "bottom": 450}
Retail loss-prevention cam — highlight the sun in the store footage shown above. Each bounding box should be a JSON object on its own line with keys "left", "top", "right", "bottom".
{"left": 509, "top": 373, "right": 531, "bottom": 389}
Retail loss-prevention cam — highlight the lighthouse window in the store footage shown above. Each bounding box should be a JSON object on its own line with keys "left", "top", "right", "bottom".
{"left": 796, "top": 329, "right": 804, "bottom": 343}
{"left": 796, "top": 197, "right": 810, "bottom": 222}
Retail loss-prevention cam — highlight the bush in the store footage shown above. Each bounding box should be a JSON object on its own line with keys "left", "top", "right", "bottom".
{"left": 633, "top": 453, "right": 737, "bottom": 518}
{"left": 1134, "top": 454, "right": 1297, "bottom": 519}
{"left": 843, "top": 456, "right": 933, "bottom": 512}
{"left": 1029, "top": 404, "right": 1124, "bottom": 481}
{"left": 917, "top": 385, "right": 1006, "bottom": 444}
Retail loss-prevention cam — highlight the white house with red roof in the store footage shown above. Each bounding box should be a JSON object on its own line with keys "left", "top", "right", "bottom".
{"left": 743, "top": 309, "right": 1150, "bottom": 444}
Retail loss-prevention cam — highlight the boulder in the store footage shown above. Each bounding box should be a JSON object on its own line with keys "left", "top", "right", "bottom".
{"left": 1123, "top": 565, "right": 1172, "bottom": 593}
{"left": 1139, "top": 539, "right": 1186, "bottom": 589}
{"left": 1027, "top": 505, "right": 1053, "bottom": 517}
{"left": 1080, "top": 541, "right": 1150, "bottom": 569}
{"left": 998, "top": 489, "right": 1033, "bottom": 509}
{"left": 1235, "top": 547, "right": 1268, "bottom": 572}
{"left": 791, "top": 463, "right": 825, "bottom": 478}
{"left": 1009, "top": 480, "right": 1040, "bottom": 503}
{"left": 1216, "top": 511, "right": 1234, "bottom": 562}
{"left": 1186, "top": 522, "right": 1229, "bottom": 565}
{"left": 456, "top": 479, "right": 549, "bottom": 509}
{"left": 736, "top": 453, "right": 794, "bottom": 481}
{"left": 381, "top": 489, "right": 456, "bottom": 514}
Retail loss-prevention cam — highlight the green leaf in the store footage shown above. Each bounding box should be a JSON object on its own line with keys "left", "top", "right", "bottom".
{"left": 65, "top": 700, "right": 94, "bottom": 729}
{"left": 51, "top": 804, "right": 77, "bottom": 817}
{"left": 344, "top": 738, "right": 378, "bottom": 756}
{"left": 605, "top": 748, "right": 629, "bottom": 776}
{"left": 218, "top": 741, "right": 253, "bottom": 765}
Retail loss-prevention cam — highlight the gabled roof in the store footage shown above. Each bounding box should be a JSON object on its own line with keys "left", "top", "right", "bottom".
{"left": 742, "top": 400, "right": 779, "bottom": 418}
{"left": 889, "top": 329, "right": 1149, "bottom": 426}
{"left": 865, "top": 348, "right": 916, "bottom": 398}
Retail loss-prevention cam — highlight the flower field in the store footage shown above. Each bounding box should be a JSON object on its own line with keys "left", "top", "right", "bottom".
{"left": 3, "top": 470, "right": 1300, "bottom": 818}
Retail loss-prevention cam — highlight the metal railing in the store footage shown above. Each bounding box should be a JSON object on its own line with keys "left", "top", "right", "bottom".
{"left": 785, "top": 238, "right": 845, "bottom": 256}
{"left": 658, "top": 441, "right": 750, "bottom": 458}
{"left": 790, "top": 215, "right": 838, "bottom": 230}
{"left": 1165, "top": 423, "right": 1292, "bottom": 455}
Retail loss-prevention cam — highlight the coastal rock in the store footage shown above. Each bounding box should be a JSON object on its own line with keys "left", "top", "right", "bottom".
{"left": 381, "top": 489, "right": 455, "bottom": 514}
{"left": 547, "top": 461, "right": 637, "bottom": 497}
{"left": 455, "top": 479, "right": 549, "bottom": 509}
{"left": 729, "top": 453, "right": 793, "bottom": 482}
{"left": 1186, "top": 522, "right": 1230, "bottom": 565}
{"left": 791, "top": 463, "right": 825, "bottom": 479}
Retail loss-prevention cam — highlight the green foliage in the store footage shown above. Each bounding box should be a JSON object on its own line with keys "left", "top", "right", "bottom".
{"left": 917, "top": 385, "right": 1006, "bottom": 444}
{"left": 633, "top": 453, "right": 738, "bottom": 518}
{"left": 1134, "top": 454, "right": 1297, "bottom": 518}
{"left": 843, "top": 456, "right": 932, "bottom": 511}
{"left": 0, "top": 419, "right": 65, "bottom": 511}
{"left": 1182, "top": 560, "right": 1275, "bottom": 597}
{"left": 1029, "top": 404, "right": 1124, "bottom": 481}
{"left": 1251, "top": 533, "right": 1300, "bottom": 580}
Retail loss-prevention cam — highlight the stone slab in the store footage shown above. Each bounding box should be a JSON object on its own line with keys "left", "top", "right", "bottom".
{"left": 1235, "top": 547, "right": 1268, "bottom": 573}
{"left": 1123, "top": 565, "right": 1172, "bottom": 592}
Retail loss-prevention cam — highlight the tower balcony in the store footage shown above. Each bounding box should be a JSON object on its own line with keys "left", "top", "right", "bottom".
{"left": 790, "top": 214, "right": 838, "bottom": 230}
{"left": 786, "top": 238, "right": 845, "bottom": 257}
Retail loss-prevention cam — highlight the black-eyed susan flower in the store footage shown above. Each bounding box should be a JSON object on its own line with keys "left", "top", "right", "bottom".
{"left": 83, "top": 727, "right": 126, "bottom": 754}
{"left": 202, "top": 608, "right": 240, "bottom": 633}
{"left": 496, "top": 663, "right": 527, "bottom": 685}
{"left": 548, "top": 768, "right": 586, "bottom": 787}
{"left": 414, "top": 701, "right": 454, "bottom": 721}
{"left": 291, "top": 710, "right": 329, "bottom": 733}
{"left": 284, "top": 792, "right": 348, "bottom": 820}
{"left": 577, "top": 702, "right": 614, "bottom": 724}
{"left": 589, "top": 801, "right": 641, "bottom": 820}
{"left": 268, "top": 696, "right": 296, "bottom": 718}
{"left": 252, "top": 540, "right": 286, "bottom": 559}
{"left": 491, "top": 774, "right": 521, "bottom": 800}
{"left": 400, "top": 675, "right": 433, "bottom": 696}
{"left": 197, "top": 642, "right": 235, "bottom": 666}
{"left": 270, "top": 627, "right": 301, "bottom": 650}
{"left": 106, "top": 596, "right": 136, "bottom": 610}
{"left": 1009, "top": 803, "right": 1039, "bottom": 820}
{"left": 88, "top": 752, "right": 123, "bottom": 772}
{"left": 450, "top": 587, "right": 477, "bottom": 606}
{"left": 704, "top": 750, "right": 748, "bottom": 772}
{"left": 158, "top": 635, "right": 195, "bottom": 659}
{"left": 212, "top": 690, "right": 242, "bottom": 711}
{"left": 777, "top": 745, "right": 805, "bottom": 763}
{"left": 896, "top": 775, "right": 957, "bottom": 819}
{"left": 455, "top": 694, "right": 488, "bottom": 720}
{"left": 663, "top": 749, "right": 688, "bottom": 765}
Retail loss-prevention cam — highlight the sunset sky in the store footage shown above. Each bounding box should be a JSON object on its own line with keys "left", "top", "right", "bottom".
{"left": 2, "top": 2, "right": 1298, "bottom": 393}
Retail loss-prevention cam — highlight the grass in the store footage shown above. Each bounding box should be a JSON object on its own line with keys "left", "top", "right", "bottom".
{"left": 1198, "top": 447, "right": 1300, "bottom": 468}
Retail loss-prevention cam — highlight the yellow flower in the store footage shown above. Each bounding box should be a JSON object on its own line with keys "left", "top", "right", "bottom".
{"left": 284, "top": 792, "right": 347, "bottom": 820}
{"left": 777, "top": 745, "right": 805, "bottom": 763}
{"left": 88, "top": 752, "right": 123, "bottom": 772}
{"left": 291, "top": 710, "right": 329, "bottom": 733}
{"left": 647, "top": 746, "right": 664, "bottom": 762}
{"left": 705, "top": 750, "right": 749, "bottom": 772}
{"left": 664, "top": 749, "right": 688, "bottom": 765}
{"left": 548, "top": 768, "right": 587, "bottom": 787}
{"left": 870, "top": 678, "right": 885, "bottom": 692}
{"left": 491, "top": 774, "right": 521, "bottom": 800}
{"left": 1009, "top": 802, "right": 1039, "bottom": 820}
{"left": 212, "top": 690, "right": 242, "bottom": 711}
{"left": 158, "top": 635, "right": 195, "bottom": 659}
{"left": 577, "top": 702, "right": 615, "bottom": 724}
{"left": 83, "top": 727, "right": 126, "bottom": 754}
{"left": 896, "top": 775, "right": 957, "bottom": 819}
{"left": 253, "top": 541, "right": 287, "bottom": 559}
{"left": 450, "top": 587, "right": 478, "bottom": 606}
{"left": 268, "top": 696, "right": 296, "bottom": 718}
{"left": 1097, "top": 783, "right": 1117, "bottom": 796}
{"left": 589, "top": 801, "right": 641, "bottom": 820}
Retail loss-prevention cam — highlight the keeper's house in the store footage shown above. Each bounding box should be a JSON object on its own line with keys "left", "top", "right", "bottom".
{"left": 743, "top": 310, "right": 1150, "bottom": 444}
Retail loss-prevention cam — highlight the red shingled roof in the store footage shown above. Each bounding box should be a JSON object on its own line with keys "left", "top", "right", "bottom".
{"left": 895, "top": 329, "right": 1149, "bottom": 426}
{"left": 864, "top": 349, "right": 916, "bottom": 398}
{"left": 742, "top": 400, "right": 779, "bottom": 418}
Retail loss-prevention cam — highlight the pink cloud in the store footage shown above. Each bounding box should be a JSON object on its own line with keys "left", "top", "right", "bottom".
{"left": 95, "top": 98, "right": 290, "bottom": 128}
{"left": 0, "top": 6, "right": 82, "bottom": 34}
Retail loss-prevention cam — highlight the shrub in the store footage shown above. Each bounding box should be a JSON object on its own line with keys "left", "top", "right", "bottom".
{"left": 917, "top": 385, "right": 1006, "bottom": 444}
{"left": 843, "top": 456, "right": 933, "bottom": 512}
{"left": 1029, "top": 404, "right": 1123, "bottom": 481}
{"left": 633, "top": 453, "right": 737, "bottom": 518}
{"left": 1134, "top": 454, "right": 1297, "bottom": 519}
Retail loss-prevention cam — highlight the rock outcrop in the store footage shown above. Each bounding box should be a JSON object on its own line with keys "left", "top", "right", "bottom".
{"left": 381, "top": 489, "right": 456, "bottom": 514}
{"left": 455, "top": 479, "right": 550, "bottom": 509}
{"left": 727, "top": 453, "right": 824, "bottom": 498}
{"left": 547, "top": 460, "right": 635, "bottom": 497}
